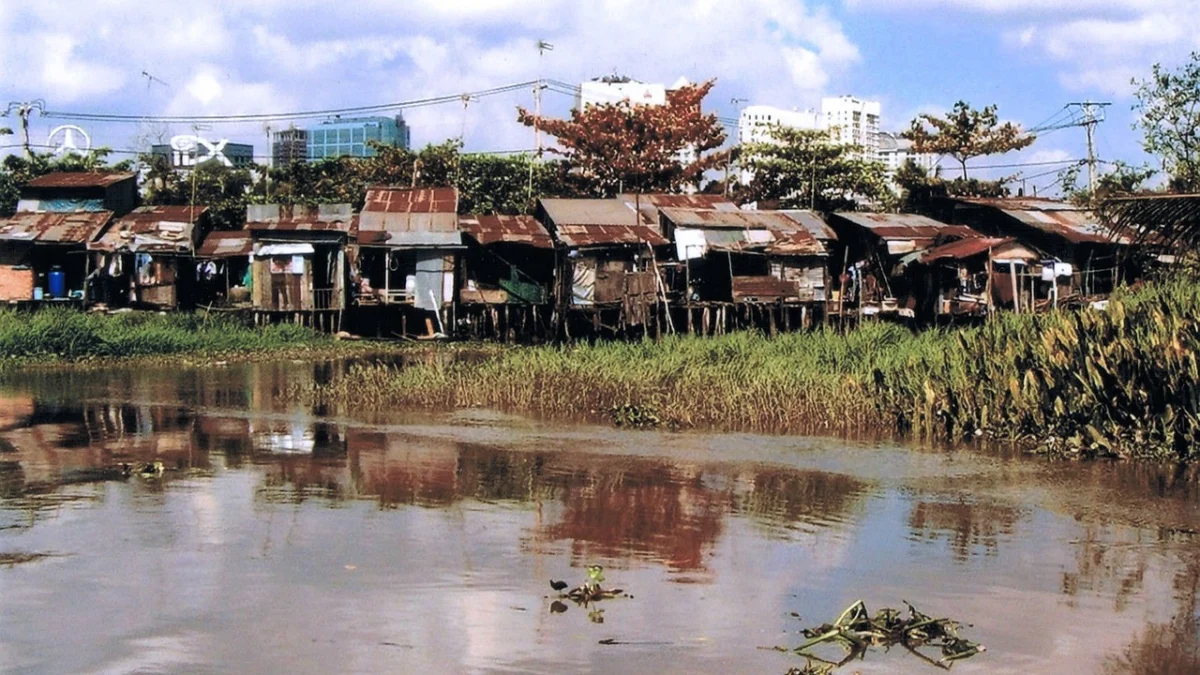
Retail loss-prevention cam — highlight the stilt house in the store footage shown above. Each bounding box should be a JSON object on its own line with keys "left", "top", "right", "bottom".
{"left": 899, "top": 236, "right": 1041, "bottom": 319}
{"left": 354, "top": 186, "right": 463, "bottom": 337}
{"left": 87, "top": 205, "right": 209, "bottom": 309}
{"left": 658, "top": 207, "right": 828, "bottom": 330}
{"left": 0, "top": 172, "right": 137, "bottom": 304}
{"left": 194, "top": 230, "right": 254, "bottom": 308}
{"left": 946, "top": 197, "right": 1130, "bottom": 302}
{"left": 536, "top": 198, "right": 669, "bottom": 336}
{"left": 457, "top": 214, "right": 554, "bottom": 340}
{"left": 828, "top": 212, "right": 982, "bottom": 317}
{"left": 245, "top": 204, "right": 353, "bottom": 327}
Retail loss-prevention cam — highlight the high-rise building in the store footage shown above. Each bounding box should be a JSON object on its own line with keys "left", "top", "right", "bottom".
{"left": 577, "top": 75, "right": 668, "bottom": 109}
{"left": 272, "top": 127, "right": 309, "bottom": 166}
{"left": 877, "top": 132, "right": 939, "bottom": 175}
{"left": 821, "top": 95, "right": 881, "bottom": 155}
{"left": 305, "top": 114, "right": 410, "bottom": 161}
{"left": 737, "top": 105, "right": 820, "bottom": 146}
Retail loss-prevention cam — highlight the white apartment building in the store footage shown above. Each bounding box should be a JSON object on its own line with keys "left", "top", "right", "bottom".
{"left": 737, "top": 105, "right": 821, "bottom": 145}
{"left": 577, "top": 76, "right": 668, "bottom": 109}
{"left": 821, "top": 95, "right": 881, "bottom": 153}
{"left": 877, "top": 132, "right": 939, "bottom": 175}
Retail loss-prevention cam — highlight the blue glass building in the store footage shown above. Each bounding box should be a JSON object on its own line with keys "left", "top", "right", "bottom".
{"left": 306, "top": 115, "right": 410, "bottom": 161}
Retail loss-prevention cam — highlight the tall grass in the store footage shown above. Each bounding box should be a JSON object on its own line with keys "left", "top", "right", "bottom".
{"left": 304, "top": 277, "right": 1200, "bottom": 461}
{"left": 0, "top": 308, "right": 329, "bottom": 361}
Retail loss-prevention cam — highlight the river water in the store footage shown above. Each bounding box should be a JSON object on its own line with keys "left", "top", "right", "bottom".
{"left": 0, "top": 358, "right": 1197, "bottom": 674}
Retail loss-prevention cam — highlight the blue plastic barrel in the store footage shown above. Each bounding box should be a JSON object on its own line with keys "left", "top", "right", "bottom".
{"left": 48, "top": 267, "right": 65, "bottom": 298}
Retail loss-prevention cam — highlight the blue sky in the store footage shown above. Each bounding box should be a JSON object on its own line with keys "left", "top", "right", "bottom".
{"left": 0, "top": 0, "right": 1195, "bottom": 195}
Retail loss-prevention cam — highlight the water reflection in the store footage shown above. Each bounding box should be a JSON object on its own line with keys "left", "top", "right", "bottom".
{"left": 1104, "top": 554, "right": 1200, "bottom": 674}
{"left": 1, "top": 361, "right": 1200, "bottom": 673}
{"left": 907, "top": 497, "right": 1024, "bottom": 561}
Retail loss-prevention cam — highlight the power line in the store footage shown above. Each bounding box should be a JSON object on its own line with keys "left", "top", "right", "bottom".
{"left": 0, "top": 142, "right": 540, "bottom": 162}
{"left": 965, "top": 158, "right": 1084, "bottom": 170}
{"left": 40, "top": 81, "right": 541, "bottom": 125}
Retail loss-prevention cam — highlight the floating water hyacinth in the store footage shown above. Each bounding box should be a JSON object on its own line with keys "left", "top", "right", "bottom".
{"left": 783, "top": 600, "right": 984, "bottom": 672}
{"left": 547, "top": 565, "right": 630, "bottom": 613}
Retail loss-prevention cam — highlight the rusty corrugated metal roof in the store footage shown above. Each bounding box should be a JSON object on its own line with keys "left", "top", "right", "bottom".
{"left": 918, "top": 237, "right": 1010, "bottom": 263}
{"left": 356, "top": 231, "right": 463, "bottom": 247}
{"left": 360, "top": 186, "right": 458, "bottom": 233}
{"left": 25, "top": 172, "right": 137, "bottom": 189}
{"left": 89, "top": 205, "right": 206, "bottom": 254}
{"left": 196, "top": 230, "right": 254, "bottom": 258}
{"left": 0, "top": 210, "right": 113, "bottom": 244}
{"left": 659, "top": 207, "right": 797, "bottom": 230}
{"left": 555, "top": 224, "right": 668, "bottom": 248}
{"left": 834, "top": 212, "right": 980, "bottom": 242}
{"left": 954, "top": 197, "right": 1126, "bottom": 245}
{"left": 779, "top": 210, "right": 839, "bottom": 241}
{"left": 540, "top": 198, "right": 651, "bottom": 227}
{"left": 245, "top": 204, "right": 356, "bottom": 232}
{"left": 617, "top": 193, "right": 739, "bottom": 212}
{"left": 460, "top": 214, "right": 553, "bottom": 248}
{"left": 767, "top": 231, "right": 826, "bottom": 256}
{"left": 662, "top": 208, "right": 825, "bottom": 256}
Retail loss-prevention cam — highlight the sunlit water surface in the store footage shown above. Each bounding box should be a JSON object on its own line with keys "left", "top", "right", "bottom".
{"left": 0, "top": 359, "right": 1197, "bottom": 674}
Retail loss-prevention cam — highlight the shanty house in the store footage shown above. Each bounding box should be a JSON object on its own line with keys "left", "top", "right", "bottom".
{"left": 537, "top": 198, "right": 668, "bottom": 334}
{"left": 828, "top": 212, "right": 982, "bottom": 317}
{"left": 947, "top": 197, "right": 1130, "bottom": 300}
{"left": 354, "top": 186, "right": 463, "bottom": 337}
{"left": 660, "top": 207, "right": 826, "bottom": 295}
{"left": 245, "top": 204, "right": 353, "bottom": 325}
{"left": 457, "top": 214, "right": 554, "bottom": 340}
{"left": 899, "top": 236, "right": 1041, "bottom": 320}
{"left": 0, "top": 172, "right": 137, "bottom": 304}
{"left": 17, "top": 171, "right": 137, "bottom": 215}
{"left": 659, "top": 207, "right": 828, "bottom": 332}
{"left": 194, "top": 230, "right": 254, "bottom": 308}
{"left": 87, "top": 205, "right": 208, "bottom": 309}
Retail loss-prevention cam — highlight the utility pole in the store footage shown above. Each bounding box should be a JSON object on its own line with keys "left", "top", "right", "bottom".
{"left": 1067, "top": 101, "right": 1110, "bottom": 194}
{"left": 263, "top": 123, "right": 272, "bottom": 199}
{"left": 3, "top": 101, "right": 46, "bottom": 158}
{"left": 528, "top": 40, "right": 553, "bottom": 206}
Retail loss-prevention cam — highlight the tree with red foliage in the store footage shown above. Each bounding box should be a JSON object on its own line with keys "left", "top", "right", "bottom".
{"left": 518, "top": 80, "right": 727, "bottom": 196}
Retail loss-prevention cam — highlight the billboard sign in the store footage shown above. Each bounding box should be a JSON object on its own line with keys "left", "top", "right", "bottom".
{"left": 170, "top": 134, "right": 234, "bottom": 168}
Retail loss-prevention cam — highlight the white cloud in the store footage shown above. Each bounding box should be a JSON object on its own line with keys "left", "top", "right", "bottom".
{"left": 37, "top": 33, "right": 126, "bottom": 103}
{"left": 185, "top": 72, "right": 223, "bottom": 106}
{"left": 0, "top": 0, "right": 864, "bottom": 153}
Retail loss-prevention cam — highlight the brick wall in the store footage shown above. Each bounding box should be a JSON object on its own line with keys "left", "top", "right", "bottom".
{"left": 0, "top": 266, "right": 34, "bottom": 301}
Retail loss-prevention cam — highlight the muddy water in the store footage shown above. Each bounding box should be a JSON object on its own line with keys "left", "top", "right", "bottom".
{"left": 0, "top": 359, "right": 1197, "bottom": 674}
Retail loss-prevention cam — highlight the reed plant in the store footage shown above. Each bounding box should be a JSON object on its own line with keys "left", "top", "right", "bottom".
{"left": 0, "top": 308, "right": 329, "bottom": 361}
{"left": 304, "top": 276, "right": 1200, "bottom": 461}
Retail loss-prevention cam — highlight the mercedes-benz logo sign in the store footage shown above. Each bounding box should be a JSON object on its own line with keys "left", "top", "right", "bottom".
{"left": 47, "top": 125, "right": 92, "bottom": 156}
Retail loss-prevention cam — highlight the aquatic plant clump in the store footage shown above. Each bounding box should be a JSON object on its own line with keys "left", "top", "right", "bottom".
{"left": 784, "top": 600, "right": 984, "bottom": 672}
{"left": 547, "top": 565, "right": 629, "bottom": 622}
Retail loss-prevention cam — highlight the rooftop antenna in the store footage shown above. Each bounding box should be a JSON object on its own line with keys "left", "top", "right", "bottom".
{"left": 141, "top": 71, "right": 170, "bottom": 90}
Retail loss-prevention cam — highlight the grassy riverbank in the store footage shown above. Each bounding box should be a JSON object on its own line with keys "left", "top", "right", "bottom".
{"left": 0, "top": 308, "right": 348, "bottom": 365}
{"left": 299, "top": 277, "right": 1200, "bottom": 461}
